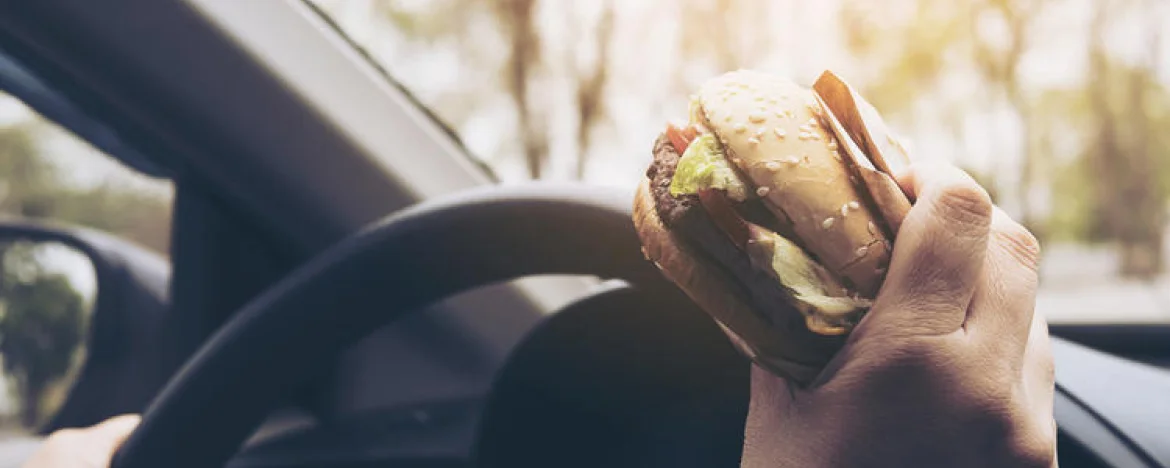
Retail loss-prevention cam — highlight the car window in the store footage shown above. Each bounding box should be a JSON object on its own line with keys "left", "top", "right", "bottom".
{"left": 0, "top": 91, "right": 172, "bottom": 437}
{"left": 306, "top": 0, "right": 1170, "bottom": 325}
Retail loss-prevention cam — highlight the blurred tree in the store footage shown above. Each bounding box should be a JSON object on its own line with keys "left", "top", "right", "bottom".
{"left": 677, "top": 0, "right": 754, "bottom": 73}
{"left": 492, "top": 0, "right": 547, "bottom": 178}
{"left": 839, "top": 1, "right": 970, "bottom": 117}
{"left": 970, "top": 0, "right": 1049, "bottom": 233}
{"left": 0, "top": 241, "right": 86, "bottom": 428}
{"left": 0, "top": 121, "right": 171, "bottom": 254}
{"left": 1082, "top": 0, "right": 1169, "bottom": 278}
{"left": 375, "top": 0, "right": 620, "bottom": 180}
{"left": 0, "top": 124, "right": 55, "bottom": 215}
{"left": 567, "top": 1, "right": 615, "bottom": 179}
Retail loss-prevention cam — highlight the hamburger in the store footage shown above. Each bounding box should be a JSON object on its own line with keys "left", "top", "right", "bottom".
{"left": 633, "top": 70, "right": 913, "bottom": 386}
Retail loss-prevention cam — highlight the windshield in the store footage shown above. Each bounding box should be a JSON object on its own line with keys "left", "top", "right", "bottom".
{"left": 307, "top": 0, "right": 1170, "bottom": 325}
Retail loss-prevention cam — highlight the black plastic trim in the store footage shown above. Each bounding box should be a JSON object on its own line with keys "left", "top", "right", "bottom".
{"left": 112, "top": 184, "right": 657, "bottom": 468}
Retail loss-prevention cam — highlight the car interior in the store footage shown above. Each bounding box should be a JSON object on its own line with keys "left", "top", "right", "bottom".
{"left": 0, "top": 1, "right": 1167, "bottom": 467}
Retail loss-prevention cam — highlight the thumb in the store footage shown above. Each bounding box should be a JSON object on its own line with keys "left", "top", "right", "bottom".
{"left": 82, "top": 414, "right": 141, "bottom": 466}
{"left": 862, "top": 161, "right": 993, "bottom": 336}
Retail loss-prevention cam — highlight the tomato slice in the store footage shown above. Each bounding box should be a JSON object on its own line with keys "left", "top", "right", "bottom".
{"left": 665, "top": 123, "right": 699, "bottom": 154}
{"left": 697, "top": 189, "right": 750, "bottom": 251}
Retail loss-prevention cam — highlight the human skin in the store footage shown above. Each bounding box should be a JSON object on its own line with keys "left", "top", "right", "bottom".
{"left": 22, "top": 414, "right": 140, "bottom": 468}
{"left": 740, "top": 161, "right": 1057, "bottom": 468}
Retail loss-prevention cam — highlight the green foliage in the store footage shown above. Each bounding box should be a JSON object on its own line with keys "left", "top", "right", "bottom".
{"left": 0, "top": 241, "right": 86, "bottom": 428}
{"left": 0, "top": 120, "right": 171, "bottom": 254}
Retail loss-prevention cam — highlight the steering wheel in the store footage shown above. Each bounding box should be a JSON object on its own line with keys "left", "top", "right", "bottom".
{"left": 110, "top": 184, "right": 1166, "bottom": 468}
{"left": 111, "top": 184, "right": 668, "bottom": 467}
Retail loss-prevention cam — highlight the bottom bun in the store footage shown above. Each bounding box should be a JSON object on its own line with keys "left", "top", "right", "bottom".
{"left": 632, "top": 179, "right": 843, "bottom": 386}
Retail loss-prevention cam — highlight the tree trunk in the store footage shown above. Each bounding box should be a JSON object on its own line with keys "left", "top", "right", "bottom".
{"left": 496, "top": 0, "right": 546, "bottom": 179}
{"left": 1118, "top": 1, "right": 1165, "bottom": 278}
{"left": 19, "top": 379, "right": 42, "bottom": 429}
{"left": 572, "top": 2, "right": 614, "bottom": 180}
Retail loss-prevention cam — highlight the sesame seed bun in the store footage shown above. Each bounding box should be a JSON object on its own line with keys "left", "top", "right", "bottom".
{"left": 632, "top": 69, "right": 913, "bottom": 384}
{"left": 694, "top": 70, "right": 893, "bottom": 297}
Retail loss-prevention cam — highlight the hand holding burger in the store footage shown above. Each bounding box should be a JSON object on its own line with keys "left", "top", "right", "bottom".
{"left": 634, "top": 70, "right": 1057, "bottom": 467}
{"left": 634, "top": 69, "right": 913, "bottom": 385}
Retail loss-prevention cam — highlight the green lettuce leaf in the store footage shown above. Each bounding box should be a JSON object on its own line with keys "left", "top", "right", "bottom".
{"left": 669, "top": 134, "right": 748, "bottom": 201}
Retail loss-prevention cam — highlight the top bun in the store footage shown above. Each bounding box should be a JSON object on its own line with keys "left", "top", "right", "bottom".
{"left": 694, "top": 70, "right": 892, "bottom": 297}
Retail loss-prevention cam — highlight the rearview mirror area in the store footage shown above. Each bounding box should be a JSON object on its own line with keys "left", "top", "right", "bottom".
{"left": 0, "top": 237, "right": 95, "bottom": 436}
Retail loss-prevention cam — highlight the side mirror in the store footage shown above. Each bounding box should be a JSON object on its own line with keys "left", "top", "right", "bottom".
{"left": 0, "top": 218, "right": 170, "bottom": 435}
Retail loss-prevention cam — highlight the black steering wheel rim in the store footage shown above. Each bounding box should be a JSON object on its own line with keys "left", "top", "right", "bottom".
{"left": 112, "top": 183, "right": 664, "bottom": 468}
{"left": 109, "top": 182, "right": 1164, "bottom": 468}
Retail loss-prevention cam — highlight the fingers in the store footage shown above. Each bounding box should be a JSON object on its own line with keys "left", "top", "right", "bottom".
{"left": 92, "top": 414, "right": 141, "bottom": 443}
{"left": 1022, "top": 313, "right": 1055, "bottom": 417}
{"left": 82, "top": 414, "right": 141, "bottom": 466}
{"left": 965, "top": 207, "right": 1041, "bottom": 346}
{"left": 866, "top": 162, "right": 993, "bottom": 336}
{"left": 742, "top": 365, "right": 800, "bottom": 467}
{"left": 1021, "top": 312, "right": 1058, "bottom": 465}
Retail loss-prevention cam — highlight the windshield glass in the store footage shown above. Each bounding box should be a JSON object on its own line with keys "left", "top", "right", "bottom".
{"left": 307, "top": 0, "right": 1170, "bottom": 325}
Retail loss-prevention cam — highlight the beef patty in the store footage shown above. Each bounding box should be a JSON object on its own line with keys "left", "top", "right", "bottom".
{"left": 644, "top": 134, "right": 845, "bottom": 358}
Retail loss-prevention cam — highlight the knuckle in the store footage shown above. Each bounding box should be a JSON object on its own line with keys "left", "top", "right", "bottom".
{"left": 874, "top": 337, "right": 960, "bottom": 373}
{"left": 930, "top": 182, "right": 993, "bottom": 232}
{"left": 993, "top": 222, "right": 1042, "bottom": 273}
{"left": 966, "top": 379, "right": 1016, "bottom": 420}
{"left": 888, "top": 279, "right": 969, "bottom": 329}
{"left": 1003, "top": 428, "right": 1057, "bottom": 468}
{"left": 966, "top": 391, "right": 1056, "bottom": 468}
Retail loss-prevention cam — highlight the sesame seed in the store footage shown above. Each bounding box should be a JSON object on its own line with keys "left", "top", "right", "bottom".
{"left": 747, "top": 136, "right": 760, "bottom": 146}
{"left": 799, "top": 132, "right": 812, "bottom": 140}
{"left": 756, "top": 186, "right": 771, "bottom": 197}
{"left": 822, "top": 217, "right": 836, "bottom": 229}
{"left": 867, "top": 222, "right": 877, "bottom": 234}
{"left": 749, "top": 113, "right": 767, "bottom": 123}
{"left": 808, "top": 118, "right": 818, "bottom": 126}
{"left": 734, "top": 124, "right": 747, "bottom": 133}
{"left": 765, "top": 161, "right": 782, "bottom": 171}
{"left": 855, "top": 245, "right": 869, "bottom": 257}
{"left": 809, "top": 132, "right": 822, "bottom": 140}
{"left": 774, "top": 110, "right": 785, "bottom": 118}
{"left": 827, "top": 141, "right": 838, "bottom": 151}
{"left": 848, "top": 201, "right": 861, "bottom": 210}
{"left": 774, "top": 128, "right": 787, "bottom": 138}
{"left": 841, "top": 204, "right": 850, "bottom": 216}
{"left": 754, "top": 128, "right": 766, "bottom": 138}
